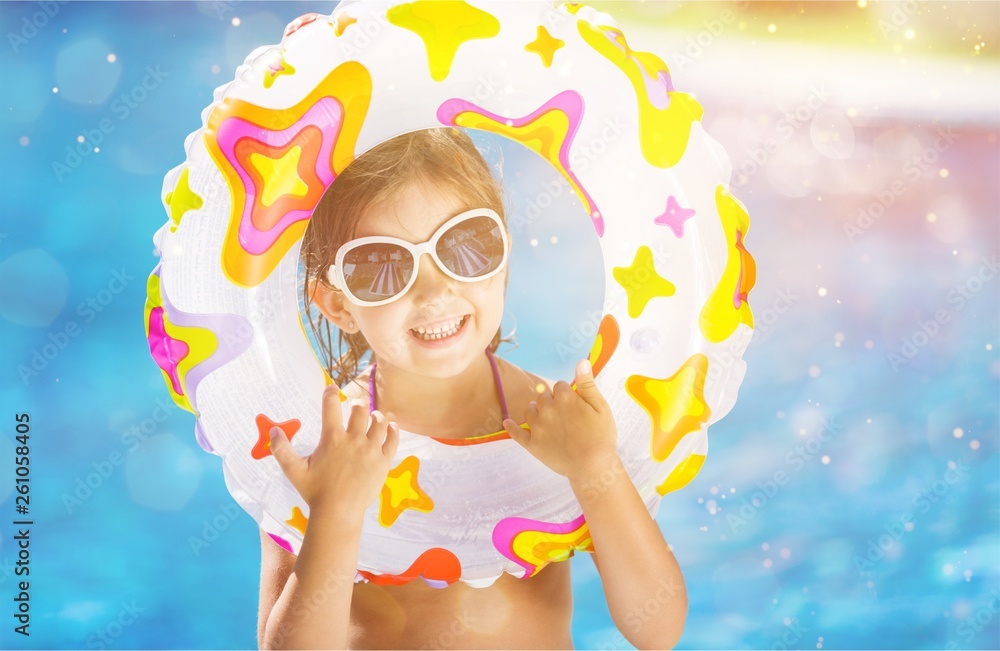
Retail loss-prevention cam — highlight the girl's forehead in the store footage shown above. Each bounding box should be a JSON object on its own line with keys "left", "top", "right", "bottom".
{"left": 355, "top": 184, "right": 467, "bottom": 241}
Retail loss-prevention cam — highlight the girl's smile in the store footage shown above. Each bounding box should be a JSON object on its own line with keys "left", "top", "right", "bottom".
{"left": 408, "top": 312, "right": 471, "bottom": 345}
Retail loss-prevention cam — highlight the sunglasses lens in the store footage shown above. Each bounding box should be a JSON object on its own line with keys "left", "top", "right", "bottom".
{"left": 436, "top": 215, "right": 506, "bottom": 279}
{"left": 341, "top": 243, "right": 414, "bottom": 303}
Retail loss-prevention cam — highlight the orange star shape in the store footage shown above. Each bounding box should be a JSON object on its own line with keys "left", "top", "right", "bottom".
{"left": 285, "top": 506, "right": 308, "bottom": 534}
{"left": 378, "top": 456, "right": 434, "bottom": 527}
{"left": 525, "top": 26, "right": 564, "bottom": 68}
{"left": 333, "top": 12, "right": 356, "bottom": 37}
{"left": 625, "top": 354, "right": 711, "bottom": 463}
{"left": 252, "top": 414, "right": 301, "bottom": 460}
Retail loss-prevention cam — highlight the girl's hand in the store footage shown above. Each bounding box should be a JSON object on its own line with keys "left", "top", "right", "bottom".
{"left": 269, "top": 385, "right": 400, "bottom": 516}
{"left": 502, "top": 359, "right": 619, "bottom": 482}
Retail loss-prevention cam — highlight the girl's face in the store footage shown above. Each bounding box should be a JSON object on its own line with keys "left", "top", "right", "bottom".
{"left": 337, "top": 180, "right": 509, "bottom": 378}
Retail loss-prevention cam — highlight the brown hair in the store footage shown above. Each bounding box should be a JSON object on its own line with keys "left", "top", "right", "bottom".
{"left": 300, "top": 128, "right": 513, "bottom": 389}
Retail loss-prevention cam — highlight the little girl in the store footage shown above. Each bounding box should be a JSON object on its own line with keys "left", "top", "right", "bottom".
{"left": 258, "top": 129, "right": 687, "bottom": 649}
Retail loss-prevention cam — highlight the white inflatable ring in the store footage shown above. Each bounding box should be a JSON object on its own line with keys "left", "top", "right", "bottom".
{"left": 146, "top": 0, "right": 756, "bottom": 587}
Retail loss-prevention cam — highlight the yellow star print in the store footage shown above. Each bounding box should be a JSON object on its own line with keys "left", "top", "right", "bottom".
{"left": 612, "top": 245, "right": 676, "bottom": 318}
{"left": 248, "top": 146, "right": 309, "bottom": 208}
{"left": 387, "top": 1, "right": 500, "bottom": 82}
{"left": 378, "top": 456, "right": 434, "bottom": 527}
{"left": 164, "top": 167, "right": 203, "bottom": 232}
{"left": 525, "top": 26, "right": 564, "bottom": 68}
{"left": 626, "top": 354, "right": 712, "bottom": 463}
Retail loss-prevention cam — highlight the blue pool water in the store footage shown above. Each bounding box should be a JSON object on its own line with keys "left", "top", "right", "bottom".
{"left": 0, "top": 2, "right": 997, "bottom": 649}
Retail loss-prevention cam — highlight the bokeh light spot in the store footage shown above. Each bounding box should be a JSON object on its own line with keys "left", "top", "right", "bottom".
{"left": 810, "top": 109, "right": 855, "bottom": 159}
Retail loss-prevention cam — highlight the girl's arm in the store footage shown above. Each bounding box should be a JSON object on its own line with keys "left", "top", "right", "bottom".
{"left": 569, "top": 457, "right": 687, "bottom": 649}
{"left": 258, "top": 528, "right": 295, "bottom": 647}
{"left": 260, "top": 389, "right": 400, "bottom": 649}
{"left": 260, "top": 503, "right": 366, "bottom": 649}
{"left": 502, "top": 360, "right": 687, "bottom": 649}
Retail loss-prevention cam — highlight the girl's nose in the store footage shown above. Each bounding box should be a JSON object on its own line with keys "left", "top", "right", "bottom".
{"left": 409, "top": 251, "right": 455, "bottom": 301}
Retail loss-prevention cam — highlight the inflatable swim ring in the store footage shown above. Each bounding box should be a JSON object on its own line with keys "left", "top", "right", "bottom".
{"left": 146, "top": 0, "right": 756, "bottom": 587}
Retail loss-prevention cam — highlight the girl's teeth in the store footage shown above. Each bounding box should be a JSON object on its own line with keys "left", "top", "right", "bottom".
{"left": 412, "top": 316, "right": 465, "bottom": 339}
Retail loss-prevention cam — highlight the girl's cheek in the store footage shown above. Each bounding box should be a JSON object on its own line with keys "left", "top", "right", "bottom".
{"left": 474, "top": 276, "right": 505, "bottom": 294}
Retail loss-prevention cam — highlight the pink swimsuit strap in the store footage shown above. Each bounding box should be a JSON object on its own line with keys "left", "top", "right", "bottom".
{"left": 368, "top": 348, "right": 509, "bottom": 420}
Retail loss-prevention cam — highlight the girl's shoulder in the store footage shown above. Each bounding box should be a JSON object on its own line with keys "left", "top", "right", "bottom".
{"left": 495, "top": 356, "right": 556, "bottom": 394}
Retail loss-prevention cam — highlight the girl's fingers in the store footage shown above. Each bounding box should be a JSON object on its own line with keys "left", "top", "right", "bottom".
{"left": 367, "top": 410, "right": 388, "bottom": 442}
{"left": 503, "top": 418, "right": 530, "bottom": 447}
{"left": 269, "top": 427, "right": 303, "bottom": 486}
{"left": 320, "top": 385, "right": 347, "bottom": 439}
{"left": 572, "top": 358, "right": 606, "bottom": 412}
{"left": 345, "top": 398, "right": 370, "bottom": 437}
{"left": 382, "top": 421, "right": 400, "bottom": 458}
{"left": 552, "top": 381, "right": 573, "bottom": 399}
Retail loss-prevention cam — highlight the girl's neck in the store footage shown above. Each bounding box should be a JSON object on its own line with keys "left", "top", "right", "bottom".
{"left": 368, "top": 350, "right": 504, "bottom": 437}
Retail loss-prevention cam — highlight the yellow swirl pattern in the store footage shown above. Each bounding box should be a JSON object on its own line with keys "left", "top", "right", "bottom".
{"left": 577, "top": 20, "right": 703, "bottom": 168}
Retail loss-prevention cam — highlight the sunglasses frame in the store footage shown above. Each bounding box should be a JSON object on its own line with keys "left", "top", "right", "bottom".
{"left": 327, "top": 207, "right": 509, "bottom": 307}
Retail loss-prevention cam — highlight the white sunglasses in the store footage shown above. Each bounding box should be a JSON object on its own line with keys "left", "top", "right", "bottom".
{"left": 327, "top": 208, "right": 509, "bottom": 307}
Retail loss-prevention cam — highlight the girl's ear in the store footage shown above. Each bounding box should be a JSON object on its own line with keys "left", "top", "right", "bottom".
{"left": 308, "top": 278, "right": 357, "bottom": 332}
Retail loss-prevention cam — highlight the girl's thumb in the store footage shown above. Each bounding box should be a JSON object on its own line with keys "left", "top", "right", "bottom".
{"left": 269, "top": 427, "right": 297, "bottom": 474}
{"left": 503, "top": 418, "right": 529, "bottom": 447}
{"left": 574, "top": 359, "right": 602, "bottom": 406}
